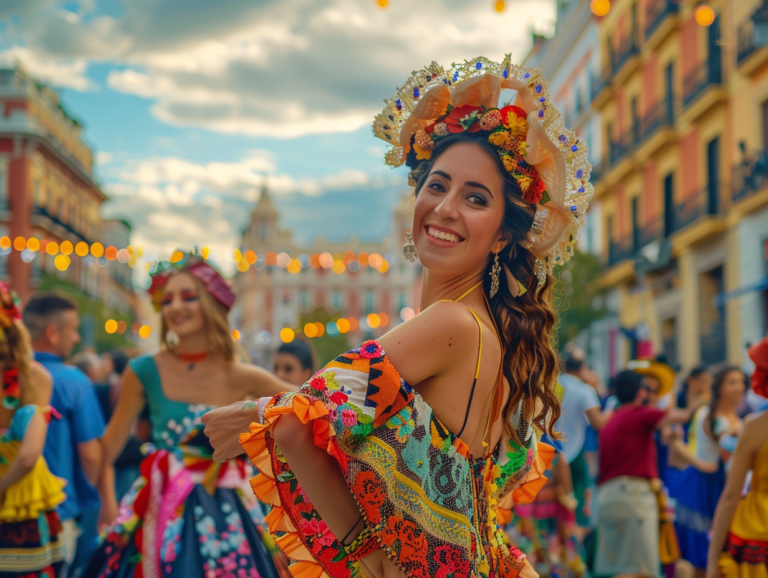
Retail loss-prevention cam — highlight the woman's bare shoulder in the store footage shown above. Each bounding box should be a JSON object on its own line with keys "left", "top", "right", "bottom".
{"left": 378, "top": 300, "right": 482, "bottom": 386}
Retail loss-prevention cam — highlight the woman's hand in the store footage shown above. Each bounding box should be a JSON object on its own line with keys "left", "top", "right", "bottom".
{"left": 202, "top": 400, "right": 263, "bottom": 462}
{"left": 519, "top": 558, "right": 539, "bottom": 578}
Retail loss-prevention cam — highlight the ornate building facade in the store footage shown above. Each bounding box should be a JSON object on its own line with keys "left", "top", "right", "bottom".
{"left": 0, "top": 66, "right": 117, "bottom": 302}
{"left": 585, "top": 0, "right": 768, "bottom": 374}
{"left": 232, "top": 186, "right": 421, "bottom": 365}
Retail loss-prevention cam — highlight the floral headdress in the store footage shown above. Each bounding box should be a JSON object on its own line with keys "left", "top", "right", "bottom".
{"left": 0, "top": 281, "right": 23, "bottom": 409}
{"left": 373, "top": 55, "right": 592, "bottom": 276}
{"left": 148, "top": 248, "right": 236, "bottom": 312}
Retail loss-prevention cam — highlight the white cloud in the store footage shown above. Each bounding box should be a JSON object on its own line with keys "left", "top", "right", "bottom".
{"left": 0, "top": 46, "right": 94, "bottom": 91}
{"left": 3, "top": 0, "right": 555, "bottom": 137}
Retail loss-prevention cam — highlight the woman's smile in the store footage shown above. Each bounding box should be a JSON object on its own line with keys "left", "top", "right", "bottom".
{"left": 424, "top": 223, "right": 465, "bottom": 247}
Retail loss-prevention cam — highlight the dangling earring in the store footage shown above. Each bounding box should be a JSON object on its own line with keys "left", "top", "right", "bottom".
{"left": 534, "top": 259, "right": 547, "bottom": 289}
{"left": 402, "top": 231, "right": 417, "bottom": 263}
{"left": 166, "top": 329, "right": 180, "bottom": 347}
{"left": 490, "top": 252, "right": 501, "bottom": 297}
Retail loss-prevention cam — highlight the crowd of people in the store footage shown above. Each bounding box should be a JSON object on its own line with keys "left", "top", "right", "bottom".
{"left": 507, "top": 346, "right": 768, "bottom": 578}
{"left": 2, "top": 58, "right": 767, "bottom": 578}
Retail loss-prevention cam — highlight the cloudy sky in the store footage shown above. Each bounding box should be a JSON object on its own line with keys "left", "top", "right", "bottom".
{"left": 0, "top": 0, "right": 555, "bottom": 271}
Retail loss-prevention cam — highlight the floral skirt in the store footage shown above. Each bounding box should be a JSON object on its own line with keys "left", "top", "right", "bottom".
{"left": 83, "top": 451, "right": 286, "bottom": 578}
{"left": 0, "top": 510, "right": 64, "bottom": 578}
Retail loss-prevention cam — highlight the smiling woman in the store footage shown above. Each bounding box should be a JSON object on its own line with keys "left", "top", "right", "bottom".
{"left": 83, "top": 249, "right": 294, "bottom": 578}
{"left": 203, "top": 56, "right": 592, "bottom": 578}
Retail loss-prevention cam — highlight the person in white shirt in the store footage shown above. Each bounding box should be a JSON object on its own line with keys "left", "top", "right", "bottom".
{"left": 558, "top": 351, "right": 612, "bottom": 527}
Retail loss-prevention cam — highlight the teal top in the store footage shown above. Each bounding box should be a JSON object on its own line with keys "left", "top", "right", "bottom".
{"left": 129, "top": 356, "right": 213, "bottom": 452}
{"left": 1, "top": 404, "right": 38, "bottom": 443}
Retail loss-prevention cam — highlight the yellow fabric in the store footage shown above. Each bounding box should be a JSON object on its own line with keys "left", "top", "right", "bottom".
{"left": 0, "top": 439, "right": 67, "bottom": 522}
{"left": 719, "top": 551, "right": 768, "bottom": 578}
{"left": 729, "top": 437, "right": 768, "bottom": 542}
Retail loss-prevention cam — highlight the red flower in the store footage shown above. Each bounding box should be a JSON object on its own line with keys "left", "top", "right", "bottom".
{"left": 444, "top": 105, "right": 484, "bottom": 133}
{"left": 499, "top": 105, "right": 528, "bottom": 126}
{"left": 330, "top": 391, "right": 348, "bottom": 405}
{"left": 310, "top": 375, "right": 327, "bottom": 391}
{"left": 433, "top": 545, "right": 470, "bottom": 578}
{"left": 356, "top": 471, "right": 386, "bottom": 525}
{"left": 522, "top": 175, "right": 546, "bottom": 205}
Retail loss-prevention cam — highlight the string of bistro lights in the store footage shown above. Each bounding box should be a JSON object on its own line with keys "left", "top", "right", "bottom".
{"left": 0, "top": 236, "right": 392, "bottom": 275}
{"left": 1, "top": 236, "right": 405, "bottom": 343}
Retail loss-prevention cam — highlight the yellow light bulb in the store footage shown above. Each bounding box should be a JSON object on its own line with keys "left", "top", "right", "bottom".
{"left": 280, "top": 328, "right": 295, "bottom": 343}
{"left": 695, "top": 5, "right": 715, "bottom": 26}
{"left": 590, "top": 0, "right": 611, "bottom": 17}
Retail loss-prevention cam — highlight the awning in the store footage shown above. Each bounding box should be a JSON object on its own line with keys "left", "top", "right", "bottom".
{"left": 713, "top": 276, "right": 768, "bottom": 307}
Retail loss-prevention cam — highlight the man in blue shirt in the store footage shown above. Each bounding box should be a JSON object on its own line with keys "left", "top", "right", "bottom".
{"left": 23, "top": 294, "right": 105, "bottom": 577}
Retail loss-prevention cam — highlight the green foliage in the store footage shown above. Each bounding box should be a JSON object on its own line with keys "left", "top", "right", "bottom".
{"left": 298, "top": 307, "right": 350, "bottom": 367}
{"left": 37, "top": 273, "right": 135, "bottom": 354}
{"left": 553, "top": 249, "right": 606, "bottom": 348}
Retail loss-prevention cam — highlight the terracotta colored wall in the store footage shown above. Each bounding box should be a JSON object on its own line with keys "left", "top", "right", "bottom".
{"left": 680, "top": 16, "right": 699, "bottom": 78}
{"left": 8, "top": 152, "right": 30, "bottom": 300}
{"left": 642, "top": 54, "right": 658, "bottom": 112}
{"left": 644, "top": 159, "right": 658, "bottom": 219}
{"left": 680, "top": 128, "right": 699, "bottom": 196}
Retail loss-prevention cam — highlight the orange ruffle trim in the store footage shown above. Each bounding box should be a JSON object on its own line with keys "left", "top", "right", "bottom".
{"left": 242, "top": 392, "right": 556, "bottom": 578}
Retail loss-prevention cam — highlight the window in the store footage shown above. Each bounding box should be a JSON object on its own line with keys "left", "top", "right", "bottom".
{"left": 260, "top": 220, "right": 269, "bottom": 241}
{"left": 663, "top": 173, "right": 675, "bottom": 237}
{"left": 0, "top": 166, "right": 6, "bottom": 209}
{"left": 631, "top": 196, "right": 640, "bottom": 251}
{"left": 707, "top": 137, "right": 720, "bottom": 215}
{"left": 33, "top": 179, "right": 40, "bottom": 205}
{"left": 365, "top": 291, "right": 375, "bottom": 313}
{"left": 631, "top": 97, "right": 639, "bottom": 143}
{"left": 398, "top": 292, "right": 408, "bottom": 311}
{"left": 699, "top": 266, "right": 726, "bottom": 364}
{"left": 332, "top": 291, "right": 342, "bottom": 310}
{"left": 665, "top": 63, "right": 675, "bottom": 123}
{"left": 301, "top": 291, "right": 308, "bottom": 310}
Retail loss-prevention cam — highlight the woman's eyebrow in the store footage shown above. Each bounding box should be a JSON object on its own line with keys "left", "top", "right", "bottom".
{"left": 465, "top": 181, "right": 494, "bottom": 198}
{"left": 430, "top": 170, "right": 451, "bottom": 180}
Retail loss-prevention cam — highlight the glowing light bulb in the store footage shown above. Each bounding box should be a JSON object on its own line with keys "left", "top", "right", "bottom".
{"left": 695, "top": 5, "right": 715, "bottom": 26}
{"left": 590, "top": 0, "right": 611, "bottom": 17}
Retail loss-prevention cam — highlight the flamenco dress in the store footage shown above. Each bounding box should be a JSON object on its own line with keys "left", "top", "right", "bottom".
{"left": 0, "top": 404, "right": 67, "bottom": 578}
{"left": 674, "top": 406, "right": 728, "bottom": 569}
{"left": 718, "top": 432, "right": 768, "bottom": 576}
{"left": 241, "top": 287, "right": 555, "bottom": 578}
{"left": 84, "top": 355, "right": 286, "bottom": 578}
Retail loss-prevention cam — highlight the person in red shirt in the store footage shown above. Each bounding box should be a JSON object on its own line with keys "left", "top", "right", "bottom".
{"left": 595, "top": 370, "right": 696, "bottom": 578}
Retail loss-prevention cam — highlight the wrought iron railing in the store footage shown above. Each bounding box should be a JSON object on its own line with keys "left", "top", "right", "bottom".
{"left": 32, "top": 204, "right": 94, "bottom": 244}
{"left": 608, "top": 132, "right": 635, "bottom": 166}
{"left": 645, "top": 0, "right": 679, "bottom": 40}
{"left": 733, "top": 149, "right": 768, "bottom": 203}
{"left": 612, "top": 32, "right": 639, "bottom": 75}
{"left": 639, "top": 99, "right": 675, "bottom": 142}
{"left": 608, "top": 240, "right": 634, "bottom": 266}
{"left": 591, "top": 69, "right": 610, "bottom": 102}
{"left": 672, "top": 187, "right": 717, "bottom": 233}
{"left": 737, "top": 4, "right": 768, "bottom": 65}
{"left": 637, "top": 216, "right": 663, "bottom": 248}
{"left": 683, "top": 57, "right": 722, "bottom": 108}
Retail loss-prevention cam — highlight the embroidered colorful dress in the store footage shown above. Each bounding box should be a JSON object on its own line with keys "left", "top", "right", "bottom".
{"left": 241, "top": 334, "right": 554, "bottom": 578}
{"left": 84, "top": 355, "right": 285, "bottom": 578}
{"left": 0, "top": 404, "right": 66, "bottom": 578}
{"left": 718, "top": 435, "right": 768, "bottom": 577}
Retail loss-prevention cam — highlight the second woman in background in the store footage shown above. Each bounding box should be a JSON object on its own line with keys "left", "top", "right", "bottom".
{"left": 84, "top": 251, "right": 292, "bottom": 578}
{"left": 676, "top": 366, "right": 746, "bottom": 577}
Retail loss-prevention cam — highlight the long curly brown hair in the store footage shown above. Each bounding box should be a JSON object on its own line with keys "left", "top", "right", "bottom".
{"left": 410, "top": 132, "right": 561, "bottom": 441}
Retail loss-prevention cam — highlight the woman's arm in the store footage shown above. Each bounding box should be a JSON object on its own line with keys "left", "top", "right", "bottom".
{"left": 238, "top": 363, "right": 296, "bottom": 398}
{"left": 705, "top": 417, "right": 763, "bottom": 577}
{"left": 0, "top": 366, "right": 53, "bottom": 495}
{"left": 97, "top": 366, "right": 146, "bottom": 529}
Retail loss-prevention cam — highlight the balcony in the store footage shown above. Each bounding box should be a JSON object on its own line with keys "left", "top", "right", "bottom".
{"left": 733, "top": 149, "right": 768, "bottom": 204}
{"left": 701, "top": 319, "right": 727, "bottom": 364}
{"left": 611, "top": 32, "right": 640, "bottom": 83}
{"left": 639, "top": 100, "right": 674, "bottom": 141}
{"left": 680, "top": 56, "right": 726, "bottom": 125}
{"left": 591, "top": 68, "right": 612, "bottom": 109}
{"left": 737, "top": 3, "right": 768, "bottom": 75}
{"left": 32, "top": 204, "right": 95, "bottom": 244}
{"left": 636, "top": 217, "right": 664, "bottom": 250}
{"left": 645, "top": 0, "right": 679, "bottom": 42}
{"left": 608, "top": 239, "right": 634, "bottom": 267}
{"left": 683, "top": 59, "right": 721, "bottom": 108}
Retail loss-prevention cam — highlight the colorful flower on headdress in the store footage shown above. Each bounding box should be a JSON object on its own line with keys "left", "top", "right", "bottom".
{"left": 499, "top": 105, "right": 529, "bottom": 138}
{"left": 488, "top": 131, "right": 510, "bottom": 148}
{"left": 521, "top": 172, "right": 546, "bottom": 205}
{"left": 432, "top": 123, "right": 450, "bottom": 137}
{"left": 0, "top": 281, "right": 21, "bottom": 327}
{"left": 478, "top": 110, "right": 502, "bottom": 131}
{"left": 413, "top": 129, "right": 434, "bottom": 160}
{"left": 148, "top": 248, "right": 235, "bottom": 312}
{"left": 3, "top": 367, "right": 20, "bottom": 409}
{"left": 444, "top": 105, "right": 484, "bottom": 133}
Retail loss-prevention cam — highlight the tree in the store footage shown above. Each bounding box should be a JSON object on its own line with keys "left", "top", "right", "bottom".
{"left": 553, "top": 249, "right": 606, "bottom": 348}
